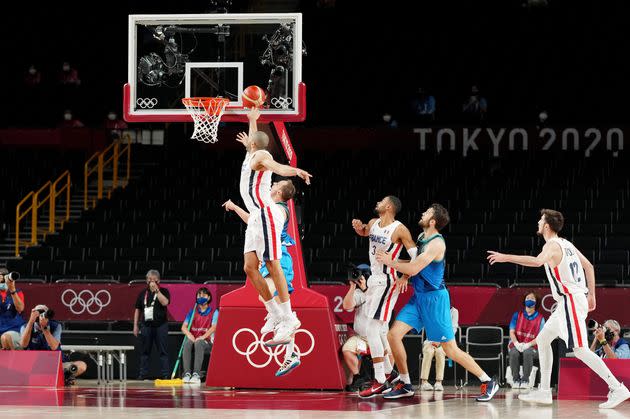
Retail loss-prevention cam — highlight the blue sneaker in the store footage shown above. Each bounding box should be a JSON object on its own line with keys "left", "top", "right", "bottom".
{"left": 476, "top": 379, "right": 499, "bottom": 402}
{"left": 275, "top": 352, "right": 301, "bottom": 377}
{"left": 383, "top": 382, "right": 415, "bottom": 399}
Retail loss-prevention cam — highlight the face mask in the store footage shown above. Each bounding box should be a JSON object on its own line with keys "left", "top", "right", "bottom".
{"left": 64, "top": 113, "right": 72, "bottom": 121}
{"left": 0, "top": 283, "right": 7, "bottom": 291}
{"left": 524, "top": 300, "right": 536, "bottom": 308}
{"left": 197, "top": 297, "right": 209, "bottom": 305}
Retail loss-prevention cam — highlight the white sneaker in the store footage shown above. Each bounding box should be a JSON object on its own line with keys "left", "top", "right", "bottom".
{"left": 275, "top": 352, "right": 301, "bottom": 377}
{"left": 519, "top": 389, "right": 553, "bottom": 405}
{"left": 261, "top": 313, "right": 281, "bottom": 335}
{"left": 265, "top": 313, "right": 301, "bottom": 347}
{"left": 599, "top": 383, "right": 630, "bottom": 409}
{"left": 420, "top": 382, "right": 434, "bottom": 391}
{"left": 434, "top": 382, "right": 444, "bottom": 391}
{"left": 182, "top": 372, "right": 192, "bottom": 383}
{"left": 189, "top": 373, "right": 201, "bottom": 385}
{"left": 519, "top": 380, "right": 530, "bottom": 389}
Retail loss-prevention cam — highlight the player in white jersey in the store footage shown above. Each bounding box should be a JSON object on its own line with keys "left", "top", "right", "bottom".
{"left": 351, "top": 196, "right": 417, "bottom": 398}
{"left": 236, "top": 108, "right": 312, "bottom": 347}
{"left": 488, "top": 209, "right": 630, "bottom": 409}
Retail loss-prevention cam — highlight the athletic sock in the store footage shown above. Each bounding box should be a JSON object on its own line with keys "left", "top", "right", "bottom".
{"left": 383, "top": 355, "right": 394, "bottom": 375}
{"left": 264, "top": 298, "right": 281, "bottom": 318}
{"left": 284, "top": 338, "right": 295, "bottom": 362}
{"left": 400, "top": 373, "right": 411, "bottom": 385}
{"left": 574, "top": 347, "right": 621, "bottom": 389}
{"left": 478, "top": 373, "right": 491, "bottom": 382}
{"left": 278, "top": 300, "right": 292, "bottom": 318}
{"left": 373, "top": 362, "right": 386, "bottom": 384}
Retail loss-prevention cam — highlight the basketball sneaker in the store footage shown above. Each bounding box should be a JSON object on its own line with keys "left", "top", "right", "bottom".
{"left": 261, "top": 313, "right": 281, "bottom": 335}
{"left": 265, "top": 313, "right": 301, "bottom": 347}
{"left": 476, "top": 379, "right": 499, "bottom": 402}
{"left": 182, "top": 372, "right": 192, "bottom": 383}
{"left": 599, "top": 383, "right": 630, "bottom": 409}
{"left": 383, "top": 382, "right": 415, "bottom": 399}
{"left": 359, "top": 380, "right": 387, "bottom": 398}
{"left": 275, "top": 352, "right": 301, "bottom": 377}
{"left": 434, "top": 382, "right": 444, "bottom": 391}
{"left": 189, "top": 373, "right": 201, "bottom": 385}
{"left": 420, "top": 382, "right": 434, "bottom": 391}
{"left": 518, "top": 388, "right": 552, "bottom": 405}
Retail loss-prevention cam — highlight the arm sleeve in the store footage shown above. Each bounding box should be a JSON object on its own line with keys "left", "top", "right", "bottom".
{"left": 353, "top": 290, "right": 366, "bottom": 307}
{"left": 509, "top": 312, "right": 518, "bottom": 330}
{"left": 161, "top": 288, "right": 171, "bottom": 304}
{"left": 52, "top": 323, "right": 62, "bottom": 343}
{"left": 184, "top": 309, "right": 193, "bottom": 325}
{"left": 615, "top": 344, "right": 630, "bottom": 359}
{"left": 135, "top": 292, "right": 143, "bottom": 310}
{"left": 539, "top": 317, "right": 545, "bottom": 332}
{"left": 212, "top": 309, "right": 219, "bottom": 326}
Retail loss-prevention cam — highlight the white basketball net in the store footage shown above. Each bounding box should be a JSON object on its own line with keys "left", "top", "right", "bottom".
{"left": 182, "top": 97, "right": 229, "bottom": 144}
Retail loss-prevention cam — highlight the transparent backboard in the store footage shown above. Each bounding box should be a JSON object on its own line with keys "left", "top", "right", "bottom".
{"left": 125, "top": 13, "right": 304, "bottom": 123}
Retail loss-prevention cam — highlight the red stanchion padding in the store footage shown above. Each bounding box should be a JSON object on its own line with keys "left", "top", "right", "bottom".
{"left": 558, "top": 358, "right": 630, "bottom": 400}
{"left": 206, "top": 285, "right": 346, "bottom": 389}
{"left": 0, "top": 350, "right": 64, "bottom": 387}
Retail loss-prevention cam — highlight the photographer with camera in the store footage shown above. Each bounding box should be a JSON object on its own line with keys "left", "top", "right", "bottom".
{"left": 590, "top": 320, "right": 630, "bottom": 359}
{"left": 19, "top": 304, "right": 87, "bottom": 384}
{"left": 0, "top": 268, "right": 26, "bottom": 350}
{"left": 341, "top": 264, "right": 394, "bottom": 391}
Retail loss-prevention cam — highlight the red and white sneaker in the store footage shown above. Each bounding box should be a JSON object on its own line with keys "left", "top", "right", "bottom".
{"left": 359, "top": 380, "right": 387, "bottom": 398}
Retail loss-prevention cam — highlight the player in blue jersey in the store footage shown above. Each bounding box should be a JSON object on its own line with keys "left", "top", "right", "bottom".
{"left": 376, "top": 203, "right": 498, "bottom": 401}
{"left": 223, "top": 179, "right": 300, "bottom": 376}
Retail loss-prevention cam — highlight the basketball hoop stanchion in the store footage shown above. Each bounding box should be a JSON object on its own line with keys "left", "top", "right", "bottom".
{"left": 181, "top": 97, "right": 230, "bottom": 143}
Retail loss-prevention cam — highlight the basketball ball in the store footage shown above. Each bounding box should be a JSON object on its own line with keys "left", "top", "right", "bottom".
{"left": 242, "top": 85, "right": 266, "bottom": 108}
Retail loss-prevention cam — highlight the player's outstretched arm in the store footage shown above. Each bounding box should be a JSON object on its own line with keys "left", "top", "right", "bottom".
{"left": 222, "top": 199, "right": 250, "bottom": 224}
{"left": 253, "top": 153, "right": 312, "bottom": 184}
{"left": 247, "top": 107, "right": 261, "bottom": 138}
{"left": 377, "top": 239, "right": 444, "bottom": 276}
{"left": 577, "top": 249, "right": 596, "bottom": 311}
{"left": 351, "top": 218, "right": 377, "bottom": 237}
{"left": 487, "top": 242, "right": 557, "bottom": 267}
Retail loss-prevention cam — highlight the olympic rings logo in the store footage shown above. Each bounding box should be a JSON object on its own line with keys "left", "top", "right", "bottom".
{"left": 271, "top": 96, "right": 292, "bottom": 110}
{"left": 61, "top": 289, "right": 112, "bottom": 315}
{"left": 541, "top": 293, "right": 558, "bottom": 314}
{"left": 232, "top": 328, "right": 315, "bottom": 368}
{"left": 136, "top": 97, "right": 158, "bottom": 109}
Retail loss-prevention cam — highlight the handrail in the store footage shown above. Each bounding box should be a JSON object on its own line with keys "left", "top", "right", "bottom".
{"left": 14, "top": 170, "right": 72, "bottom": 257}
{"left": 84, "top": 134, "right": 132, "bottom": 209}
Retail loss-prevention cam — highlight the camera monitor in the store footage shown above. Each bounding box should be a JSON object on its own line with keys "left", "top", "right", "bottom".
{"left": 124, "top": 13, "right": 305, "bottom": 123}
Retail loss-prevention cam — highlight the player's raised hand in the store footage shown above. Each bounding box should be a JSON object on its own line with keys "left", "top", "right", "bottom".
{"left": 376, "top": 250, "right": 393, "bottom": 265}
{"left": 295, "top": 168, "right": 312, "bottom": 185}
{"left": 487, "top": 250, "right": 507, "bottom": 265}
{"left": 351, "top": 219, "right": 365, "bottom": 233}
{"left": 247, "top": 106, "right": 261, "bottom": 121}
{"left": 236, "top": 132, "right": 249, "bottom": 147}
{"left": 222, "top": 200, "right": 236, "bottom": 212}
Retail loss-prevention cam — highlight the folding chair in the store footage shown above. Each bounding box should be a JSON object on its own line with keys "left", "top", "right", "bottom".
{"left": 464, "top": 326, "right": 504, "bottom": 386}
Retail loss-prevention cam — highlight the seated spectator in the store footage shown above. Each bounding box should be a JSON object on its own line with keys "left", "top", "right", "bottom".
{"left": 58, "top": 62, "right": 81, "bottom": 86}
{"left": 181, "top": 288, "right": 217, "bottom": 384}
{"left": 24, "top": 65, "right": 42, "bottom": 88}
{"left": 412, "top": 87, "right": 436, "bottom": 122}
{"left": 462, "top": 85, "right": 488, "bottom": 121}
{"left": 341, "top": 265, "right": 393, "bottom": 391}
{"left": 0, "top": 268, "right": 25, "bottom": 350}
{"left": 104, "top": 111, "right": 128, "bottom": 130}
{"left": 20, "top": 304, "right": 86, "bottom": 384}
{"left": 591, "top": 320, "right": 630, "bottom": 359}
{"left": 58, "top": 110, "right": 84, "bottom": 128}
{"left": 508, "top": 292, "right": 545, "bottom": 389}
{"left": 420, "top": 306, "right": 459, "bottom": 391}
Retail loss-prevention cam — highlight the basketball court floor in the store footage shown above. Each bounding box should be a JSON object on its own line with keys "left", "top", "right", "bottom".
{"left": 0, "top": 382, "right": 626, "bottom": 418}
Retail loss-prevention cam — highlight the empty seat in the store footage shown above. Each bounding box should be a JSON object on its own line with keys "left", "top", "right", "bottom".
{"left": 605, "top": 237, "right": 630, "bottom": 250}
{"left": 87, "top": 247, "right": 117, "bottom": 261}
{"left": 101, "top": 260, "right": 131, "bottom": 277}
{"left": 472, "top": 236, "right": 502, "bottom": 250}
{"left": 56, "top": 247, "right": 84, "bottom": 261}
{"left": 573, "top": 236, "right": 601, "bottom": 251}
{"left": 68, "top": 260, "right": 99, "bottom": 276}
{"left": 24, "top": 246, "right": 53, "bottom": 261}
{"left": 7, "top": 259, "right": 34, "bottom": 275}
{"left": 595, "top": 264, "right": 624, "bottom": 281}
{"left": 133, "top": 260, "right": 165, "bottom": 276}
{"left": 316, "top": 248, "right": 346, "bottom": 262}
{"left": 119, "top": 248, "right": 148, "bottom": 261}
{"left": 599, "top": 250, "right": 629, "bottom": 265}
{"left": 215, "top": 248, "right": 244, "bottom": 261}
{"left": 449, "top": 263, "right": 484, "bottom": 282}
{"left": 168, "top": 260, "right": 198, "bottom": 277}
{"left": 307, "top": 262, "right": 334, "bottom": 280}
{"left": 152, "top": 247, "right": 181, "bottom": 261}
{"left": 184, "top": 248, "right": 214, "bottom": 261}
{"left": 202, "top": 261, "right": 232, "bottom": 277}
{"left": 485, "top": 264, "right": 518, "bottom": 282}
{"left": 36, "top": 260, "right": 66, "bottom": 277}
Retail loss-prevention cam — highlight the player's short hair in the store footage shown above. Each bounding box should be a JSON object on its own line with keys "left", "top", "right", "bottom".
{"left": 430, "top": 203, "right": 450, "bottom": 230}
{"left": 279, "top": 179, "right": 296, "bottom": 201}
{"left": 386, "top": 196, "right": 402, "bottom": 215}
{"left": 252, "top": 131, "right": 269, "bottom": 149}
{"left": 540, "top": 208, "right": 564, "bottom": 233}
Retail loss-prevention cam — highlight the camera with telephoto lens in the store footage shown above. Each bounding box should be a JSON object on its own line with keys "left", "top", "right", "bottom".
{"left": 36, "top": 308, "right": 55, "bottom": 320}
{"left": 347, "top": 263, "right": 371, "bottom": 285}
{"left": 2, "top": 271, "right": 20, "bottom": 281}
{"left": 587, "top": 319, "right": 615, "bottom": 341}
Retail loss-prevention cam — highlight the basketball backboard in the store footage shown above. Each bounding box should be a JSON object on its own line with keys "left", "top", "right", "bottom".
{"left": 124, "top": 13, "right": 305, "bottom": 123}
